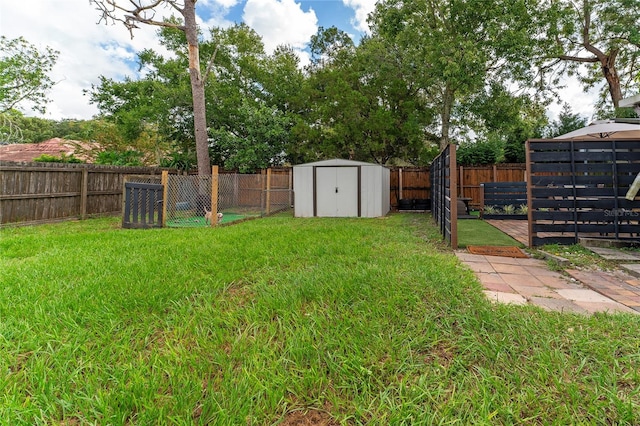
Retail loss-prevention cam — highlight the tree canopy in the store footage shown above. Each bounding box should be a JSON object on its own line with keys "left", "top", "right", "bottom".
{"left": 0, "top": 36, "right": 58, "bottom": 115}
{"left": 538, "top": 0, "right": 640, "bottom": 112}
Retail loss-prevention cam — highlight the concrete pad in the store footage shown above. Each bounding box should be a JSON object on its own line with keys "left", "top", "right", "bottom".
{"left": 491, "top": 263, "right": 530, "bottom": 275}
{"left": 522, "top": 266, "right": 564, "bottom": 277}
{"left": 528, "top": 297, "right": 588, "bottom": 314}
{"left": 476, "top": 272, "right": 508, "bottom": 285}
{"left": 555, "top": 289, "right": 615, "bottom": 303}
{"left": 573, "top": 301, "right": 638, "bottom": 315}
{"left": 494, "top": 273, "right": 546, "bottom": 287}
{"left": 465, "top": 262, "right": 496, "bottom": 274}
{"left": 482, "top": 281, "right": 516, "bottom": 293}
{"left": 455, "top": 252, "right": 486, "bottom": 262}
{"left": 621, "top": 264, "right": 640, "bottom": 279}
{"left": 538, "top": 276, "right": 583, "bottom": 290}
{"left": 483, "top": 290, "right": 528, "bottom": 305}
{"left": 510, "top": 284, "right": 562, "bottom": 299}
{"left": 587, "top": 247, "right": 640, "bottom": 261}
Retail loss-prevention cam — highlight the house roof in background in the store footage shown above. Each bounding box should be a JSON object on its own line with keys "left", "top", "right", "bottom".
{"left": 0, "top": 138, "right": 93, "bottom": 162}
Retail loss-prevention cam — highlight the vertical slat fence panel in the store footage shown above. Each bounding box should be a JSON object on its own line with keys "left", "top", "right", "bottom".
{"left": 430, "top": 145, "right": 458, "bottom": 248}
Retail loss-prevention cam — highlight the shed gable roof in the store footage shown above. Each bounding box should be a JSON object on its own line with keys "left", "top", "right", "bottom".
{"left": 294, "top": 158, "right": 381, "bottom": 168}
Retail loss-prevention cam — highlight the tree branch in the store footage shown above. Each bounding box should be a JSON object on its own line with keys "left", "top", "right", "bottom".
{"left": 557, "top": 55, "right": 599, "bottom": 63}
{"left": 203, "top": 44, "right": 219, "bottom": 82}
{"left": 90, "top": 0, "right": 185, "bottom": 38}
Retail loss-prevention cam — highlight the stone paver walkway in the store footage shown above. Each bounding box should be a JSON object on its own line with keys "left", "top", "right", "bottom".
{"left": 456, "top": 252, "right": 638, "bottom": 315}
{"left": 459, "top": 219, "right": 640, "bottom": 314}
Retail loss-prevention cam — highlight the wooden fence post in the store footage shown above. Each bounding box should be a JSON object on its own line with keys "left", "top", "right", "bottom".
{"left": 211, "top": 166, "right": 219, "bottom": 226}
{"left": 266, "top": 168, "right": 272, "bottom": 215}
{"left": 161, "top": 170, "right": 169, "bottom": 228}
{"left": 80, "top": 166, "right": 88, "bottom": 219}
{"left": 289, "top": 167, "right": 293, "bottom": 208}
{"left": 398, "top": 167, "right": 403, "bottom": 200}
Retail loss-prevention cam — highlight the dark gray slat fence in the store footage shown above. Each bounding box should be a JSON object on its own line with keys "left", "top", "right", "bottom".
{"left": 430, "top": 144, "right": 458, "bottom": 248}
{"left": 0, "top": 161, "right": 164, "bottom": 226}
{"left": 122, "top": 182, "right": 164, "bottom": 229}
{"left": 526, "top": 139, "right": 640, "bottom": 246}
{"left": 480, "top": 181, "right": 527, "bottom": 219}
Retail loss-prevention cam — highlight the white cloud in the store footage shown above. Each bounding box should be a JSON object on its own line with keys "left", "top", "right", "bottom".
{"left": 242, "top": 0, "right": 317, "bottom": 52}
{"left": 547, "top": 78, "right": 599, "bottom": 123}
{"left": 342, "top": 0, "right": 376, "bottom": 33}
{"left": 1, "top": 0, "right": 176, "bottom": 120}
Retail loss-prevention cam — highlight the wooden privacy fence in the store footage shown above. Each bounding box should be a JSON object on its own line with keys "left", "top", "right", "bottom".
{"left": 0, "top": 161, "right": 164, "bottom": 226}
{"left": 527, "top": 139, "right": 640, "bottom": 246}
{"left": 389, "top": 164, "right": 526, "bottom": 211}
{"left": 389, "top": 167, "right": 431, "bottom": 209}
{"left": 458, "top": 164, "right": 526, "bottom": 209}
{"left": 2, "top": 160, "right": 529, "bottom": 227}
{"left": 430, "top": 145, "right": 458, "bottom": 248}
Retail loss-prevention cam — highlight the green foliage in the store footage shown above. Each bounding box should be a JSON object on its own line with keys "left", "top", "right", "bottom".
{"left": 32, "top": 153, "right": 84, "bottom": 163}
{"left": 159, "top": 151, "right": 197, "bottom": 172}
{"left": 456, "top": 139, "right": 504, "bottom": 166}
{"left": 461, "top": 83, "right": 548, "bottom": 163}
{"left": 0, "top": 110, "right": 110, "bottom": 144}
{"left": 502, "top": 204, "right": 516, "bottom": 214}
{"left": 371, "top": 0, "right": 544, "bottom": 148}
{"left": 293, "top": 29, "right": 434, "bottom": 165}
{"left": 546, "top": 103, "right": 588, "bottom": 138}
{"left": 0, "top": 36, "right": 59, "bottom": 114}
{"left": 94, "top": 150, "right": 144, "bottom": 166}
{"left": 483, "top": 205, "right": 499, "bottom": 215}
{"left": 538, "top": 0, "right": 640, "bottom": 109}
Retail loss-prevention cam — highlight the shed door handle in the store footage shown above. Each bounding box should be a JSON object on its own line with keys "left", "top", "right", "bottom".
{"left": 335, "top": 187, "right": 339, "bottom": 193}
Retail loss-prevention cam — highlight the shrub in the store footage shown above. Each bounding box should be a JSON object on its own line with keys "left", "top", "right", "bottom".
{"left": 502, "top": 204, "right": 516, "bottom": 214}
{"left": 33, "top": 153, "right": 84, "bottom": 163}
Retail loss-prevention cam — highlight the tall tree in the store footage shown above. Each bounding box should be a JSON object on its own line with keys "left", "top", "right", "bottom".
{"left": 91, "top": 0, "right": 213, "bottom": 176}
{"left": 293, "top": 28, "right": 435, "bottom": 164}
{"left": 0, "top": 36, "right": 58, "bottom": 114}
{"left": 540, "top": 0, "right": 640, "bottom": 110}
{"left": 90, "top": 23, "right": 300, "bottom": 170}
{"left": 371, "top": 0, "right": 543, "bottom": 149}
{"left": 545, "top": 103, "right": 588, "bottom": 138}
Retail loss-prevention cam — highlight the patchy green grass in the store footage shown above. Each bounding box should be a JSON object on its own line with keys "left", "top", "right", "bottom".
{"left": 457, "top": 218, "right": 523, "bottom": 248}
{"left": 540, "top": 244, "right": 618, "bottom": 271}
{"left": 1, "top": 214, "right": 639, "bottom": 424}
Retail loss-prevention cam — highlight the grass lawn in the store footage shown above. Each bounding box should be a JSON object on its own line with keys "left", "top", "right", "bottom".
{"left": 457, "top": 218, "right": 523, "bottom": 248}
{"left": 1, "top": 213, "right": 639, "bottom": 424}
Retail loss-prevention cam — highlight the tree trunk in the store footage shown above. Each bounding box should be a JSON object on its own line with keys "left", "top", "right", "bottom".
{"left": 601, "top": 53, "right": 622, "bottom": 109}
{"left": 439, "top": 85, "right": 455, "bottom": 150}
{"left": 183, "top": 0, "right": 211, "bottom": 176}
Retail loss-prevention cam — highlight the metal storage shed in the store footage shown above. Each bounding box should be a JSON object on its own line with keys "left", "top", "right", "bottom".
{"left": 293, "top": 159, "right": 390, "bottom": 217}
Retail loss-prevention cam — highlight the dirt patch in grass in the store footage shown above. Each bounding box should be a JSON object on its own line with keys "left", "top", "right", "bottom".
{"left": 279, "top": 409, "right": 340, "bottom": 426}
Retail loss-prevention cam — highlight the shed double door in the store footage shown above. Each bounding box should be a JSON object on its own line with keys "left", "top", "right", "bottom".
{"left": 315, "top": 166, "right": 360, "bottom": 217}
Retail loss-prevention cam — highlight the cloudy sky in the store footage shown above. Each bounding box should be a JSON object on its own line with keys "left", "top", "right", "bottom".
{"left": 1, "top": 0, "right": 376, "bottom": 120}
{"left": 1, "top": 0, "right": 594, "bottom": 122}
